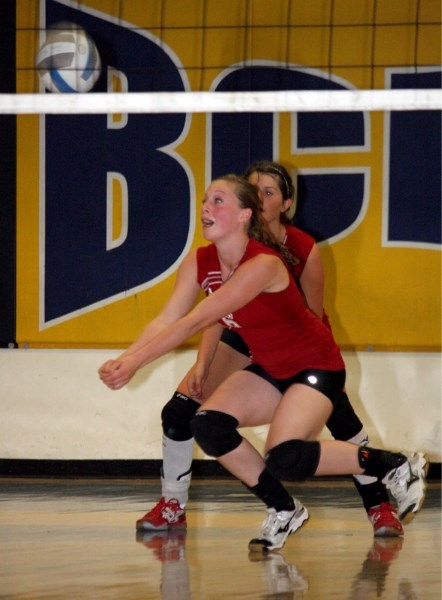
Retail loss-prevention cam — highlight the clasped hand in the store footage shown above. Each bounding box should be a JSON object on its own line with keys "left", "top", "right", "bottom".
{"left": 98, "top": 355, "right": 138, "bottom": 390}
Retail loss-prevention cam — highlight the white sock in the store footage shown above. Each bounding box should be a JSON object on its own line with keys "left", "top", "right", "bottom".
{"left": 161, "top": 435, "right": 194, "bottom": 506}
{"left": 162, "top": 475, "right": 192, "bottom": 507}
{"left": 347, "top": 429, "right": 378, "bottom": 485}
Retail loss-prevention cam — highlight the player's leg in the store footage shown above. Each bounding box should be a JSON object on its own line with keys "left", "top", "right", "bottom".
{"left": 266, "top": 435, "right": 427, "bottom": 526}
{"left": 136, "top": 334, "right": 250, "bottom": 531}
{"left": 326, "top": 391, "right": 404, "bottom": 537}
{"left": 264, "top": 377, "right": 427, "bottom": 525}
{"left": 135, "top": 388, "right": 198, "bottom": 532}
{"left": 161, "top": 337, "right": 250, "bottom": 499}
{"left": 192, "top": 369, "right": 309, "bottom": 552}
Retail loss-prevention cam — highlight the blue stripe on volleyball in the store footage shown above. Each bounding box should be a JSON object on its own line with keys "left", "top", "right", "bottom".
{"left": 81, "top": 37, "right": 96, "bottom": 82}
{"left": 50, "top": 70, "right": 76, "bottom": 93}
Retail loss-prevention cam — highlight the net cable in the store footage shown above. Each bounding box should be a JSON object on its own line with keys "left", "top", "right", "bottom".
{"left": 2, "top": 88, "right": 441, "bottom": 115}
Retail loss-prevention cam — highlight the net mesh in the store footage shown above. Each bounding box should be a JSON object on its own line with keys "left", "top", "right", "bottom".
{"left": 7, "top": 0, "right": 441, "bottom": 114}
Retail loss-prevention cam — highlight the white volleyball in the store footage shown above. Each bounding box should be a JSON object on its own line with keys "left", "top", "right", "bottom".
{"left": 36, "top": 22, "right": 101, "bottom": 93}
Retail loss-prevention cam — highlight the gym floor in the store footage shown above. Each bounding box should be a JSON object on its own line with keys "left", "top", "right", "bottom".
{"left": 0, "top": 477, "right": 440, "bottom": 599}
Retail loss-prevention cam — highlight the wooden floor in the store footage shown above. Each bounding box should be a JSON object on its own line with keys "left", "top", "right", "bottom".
{"left": 0, "top": 477, "right": 440, "bottom": 599}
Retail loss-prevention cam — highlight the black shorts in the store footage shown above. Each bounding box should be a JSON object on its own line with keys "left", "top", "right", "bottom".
{"left": 244, "top": 363, "right": 346, "bottom": 406}
{"left": 220, "top": 328, "right": 250, "bottom": 357}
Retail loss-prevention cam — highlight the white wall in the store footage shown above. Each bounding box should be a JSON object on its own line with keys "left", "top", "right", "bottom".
{"left": 0, "top": 348, "right": 440, "bottom": 462}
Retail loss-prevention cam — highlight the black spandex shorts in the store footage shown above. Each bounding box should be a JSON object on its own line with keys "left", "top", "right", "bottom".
{"left": 220, "top": 328, "right": 251, "bottom": 357}
{"left": 244, "top": 363, "right": 346, "bottom": 406}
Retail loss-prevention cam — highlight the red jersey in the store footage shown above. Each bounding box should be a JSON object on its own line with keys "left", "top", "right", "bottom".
{"left": 197, "top": 239, "right": 344, "bottom": 379}
{"left": 284, "top": 226, "right": 314, "bottom": 281}
{"left": 284, "top": 226, "right": 332, "bottom": 330}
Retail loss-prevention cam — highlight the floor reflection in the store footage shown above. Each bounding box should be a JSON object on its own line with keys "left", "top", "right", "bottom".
{"left": 135, "top": 514, "right": 431, "bottom": 600}
{"left": 0, "top": 478, "right": 439, "bottom": 599}
{"left": 349, "top": 537, "right": 404, "bottom": 599}
{"left": 137, "top": 530, "right": 190, "bottom": 600}
{"left": 137, "top": 527, "right": 311, "bottom": 600}
{"left": 249, "top": 551, "right": 309, "bottom": 599}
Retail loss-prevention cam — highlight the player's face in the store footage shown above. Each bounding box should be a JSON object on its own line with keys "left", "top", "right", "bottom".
{"left": 248, "top": 172, "right": 291, "bottom": 226}
{"left": 201, "top": 180, "right": 248, "bottom": 241}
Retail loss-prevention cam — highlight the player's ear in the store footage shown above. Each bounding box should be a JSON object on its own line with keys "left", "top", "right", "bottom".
{"left": 239, "top": 207, "right": 252, "bottom": 223}
{"left": 282, "top": 198, "right": 293, "bottom": 214}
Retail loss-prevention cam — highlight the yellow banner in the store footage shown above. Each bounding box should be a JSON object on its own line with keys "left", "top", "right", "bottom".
{"left": 16, "top": 0, "right": 441, "bottom": 350}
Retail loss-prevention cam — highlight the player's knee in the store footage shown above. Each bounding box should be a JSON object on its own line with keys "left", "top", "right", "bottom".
{"left": 191, "top": 410, "right": 242, "bottom": 457}
{"left": 326, "top": 391, "right": 364, "bottom": 441}
{"left": 265, "top": 440, "right": 321, "bottom": 481}
{"left": 161, "top": 392, "right": 201, "bottom": 441}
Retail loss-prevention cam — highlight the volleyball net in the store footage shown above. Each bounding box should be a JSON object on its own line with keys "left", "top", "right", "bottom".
{"left": 7, "top": 0, "right": 441, "bottom": 115}
{"left": 1, "top": 88, "right": 441, "bottom": 115}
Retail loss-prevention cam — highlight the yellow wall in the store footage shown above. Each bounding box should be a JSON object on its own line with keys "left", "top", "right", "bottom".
{"left": 16, "top": 0, "right": 441, "bottom": 350}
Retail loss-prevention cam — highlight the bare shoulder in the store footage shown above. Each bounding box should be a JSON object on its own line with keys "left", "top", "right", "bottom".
{"left": 247, "top": 252, "right": 285, "bottom": 270}
{"left": 236, "top": 252, "right": 288, "bottom": 290}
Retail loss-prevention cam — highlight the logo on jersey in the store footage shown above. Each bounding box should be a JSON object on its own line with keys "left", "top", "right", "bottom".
{"left": 201, "top": 270, "right": 241, "bottom": 329}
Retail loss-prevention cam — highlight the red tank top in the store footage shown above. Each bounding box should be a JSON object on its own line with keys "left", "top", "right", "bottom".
{"left": 284, "top": 226, "right": 332, "bottom": 331}
{"left": 284, "top": 226, "right": 314, "bottom": 280}
{"left": 197, "top": 239, "right": 344, "bottom": 379}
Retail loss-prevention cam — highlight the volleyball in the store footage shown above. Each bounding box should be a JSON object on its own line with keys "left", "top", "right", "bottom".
{"left": 36, "top": 22, "right": 101, "bottom": 93}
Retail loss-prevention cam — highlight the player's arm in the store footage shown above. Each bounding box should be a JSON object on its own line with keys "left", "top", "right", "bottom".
{"left": 100, "top": 254, "right": 287, "bottom": 390}
{"left": 195, "top": 323, "right": 224, "bottom": 373}
{"left": 186, "top": 323, "right": 224, "bottom": 398}
{"left": 298, "top": 243, "right": 324, "bottom": 319}
{"left": 98, "top": 250, "right": 200, "bottom": 382}
{"left": 120, "top": 250, "right": 201, "bottom": 358}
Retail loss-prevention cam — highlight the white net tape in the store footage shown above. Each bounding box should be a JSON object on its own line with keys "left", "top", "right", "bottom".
{"left": 2, "top": 89, "right": 441, "bottom": 114}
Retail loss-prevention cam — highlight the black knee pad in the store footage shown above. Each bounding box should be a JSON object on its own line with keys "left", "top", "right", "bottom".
{"left": 265, "top": 440, "right": 321, "bottom": 481}
{"left": 191, "top": 410, "right": 242, "bottom": 457}
{"left": 326, "top": 391, "right": 364, "bottom": 441}
{"left": 161, "top": 392, "right": 201, "bottom": 441}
